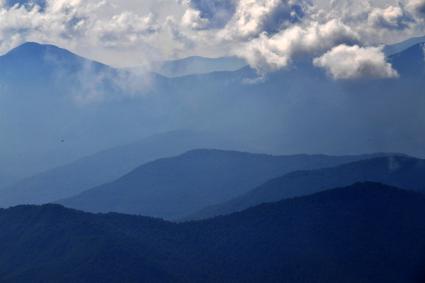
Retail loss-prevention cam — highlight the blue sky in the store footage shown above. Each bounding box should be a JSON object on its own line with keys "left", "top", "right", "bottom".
{"left": 0, "top": 0, "right": 424, "bottom": 78}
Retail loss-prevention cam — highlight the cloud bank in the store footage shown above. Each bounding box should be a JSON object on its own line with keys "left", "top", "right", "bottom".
{"left": 0, "top": 0, "right": 424, "bottom": 79}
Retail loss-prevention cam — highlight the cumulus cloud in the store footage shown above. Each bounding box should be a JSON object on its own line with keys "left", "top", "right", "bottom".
{"left": 2, "top": 0, "right": 46, "bottom": 9}
{"left": 241, "top": 19, "right": 358, "bottom": 73}
{"left": 181, "top": 7, "right": 209, "bottom": 30}
{"left": 368, "top": 5, "right": 412, "bottom": 30}
{"left": 313, "top": 44, "right": 399, "bottom": 79}
{"left": 0, "top": 0, "right": 424, "bottom": 78}
{"left": 408, "top": 0, "right": 425, "bottom": 17}
{"left": 181, "top": 0, "right": 236, "bottom": 29}
{"left": 219, "top": 0, "right": 308, "bottom": 40}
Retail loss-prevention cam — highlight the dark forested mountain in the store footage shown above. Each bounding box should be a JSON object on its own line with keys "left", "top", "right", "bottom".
{"left": 1, "top": 183, "right": 424, "bottom": 283}
{"left": 190, "top": 155, "right": 425, "bottom": 220}
{"left": 0, "top": 130, "right": 246, "bottom": 208}
{"left": 57, "top": 150, "right": 382, "bottom": 219}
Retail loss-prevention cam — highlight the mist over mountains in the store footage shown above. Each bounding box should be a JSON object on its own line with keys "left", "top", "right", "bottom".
{"left": 0, "top": 37, "right": 424, "bottom": 184}
{"left": 0, "top": 131, "right": 247, "bottom": 208}
{"left": 56, "top": 150, "right": 385, "bottom": 219}
{"left": 1, "top": 0, "right": 425, "bottom": 281}
{"left": 189, "top": 155, "right": 425, "bottom": 220}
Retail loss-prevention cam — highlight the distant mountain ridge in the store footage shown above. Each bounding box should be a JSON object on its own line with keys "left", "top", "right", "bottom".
{"left": 0, "top": 131, "right": 248, "bottom": 208}
{"left": 0, "top": 42, "right": 110, "bottom": 85}
{"left": 57, "top": 150, "right": 388, "bottom": 219}
{"left": 1, "top": 182, "right": 425, "bottom": 282}
{"left": 189, "top": 155, "right": 425, "bottom": 220}
{"left": 155, "top": 56, "right": 247, "bottom": 77}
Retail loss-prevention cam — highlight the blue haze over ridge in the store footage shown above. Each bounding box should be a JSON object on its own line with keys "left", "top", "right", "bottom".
{"left": 0, "top": 38, "right": 424, "bottom": 185}
{"left": 188, "top": 155, "right": 425, "bottom": 220}
{"left": 55, "top": 150, "right": 389, "bottom": 219}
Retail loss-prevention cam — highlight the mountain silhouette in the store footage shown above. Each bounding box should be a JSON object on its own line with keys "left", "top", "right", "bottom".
{"left": 0, "top": 182, "right": 424, "bottom": 282}
{"left": 57, "top": 150, "right": 385, "bottom": 219}
{"left": 189, "top": 155, "right": 425, "bottom": 220}
{"left": 0, "top": 130, "right": 247, "bottom": 207}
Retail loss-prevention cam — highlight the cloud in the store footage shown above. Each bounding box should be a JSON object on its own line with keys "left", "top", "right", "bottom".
{"left": 368, "top": 5, "right": 412, "bottom": 30}
{"left": 422, "top": 42, "right": 425, "bottom": 61}
{"left": 182, "top": 0, "right": 236, "bottom": 29}
{"left": 219, "top": 0, "right": 308, "bottom": 40}
{"left": 91, "top": 12, "right": 160, "bottom": 48}
{"left": 0, "top": 0, "right": 424, "bottom": 77}
{"left": 408, "top": 0, "right": 425, "bottom": 17}
{"left": 2, "top": 0, "right": 46, "bottom": 9}
{"left": 313, "top": 44, "right": 399, "bottom": 80}
{"left": 241, "top": 19, "right": 358, "bottom": 73}
{"left": 181, "top": 7, "right": 209, "bottom": 30}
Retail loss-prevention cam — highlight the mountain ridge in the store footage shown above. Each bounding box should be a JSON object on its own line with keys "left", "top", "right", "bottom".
{"left": 1, "top": 182, "right": 425, "bottom": 282}
{"left": 188, "top": 155, "right": 425, "bottom": 220}
{"left": 56, "top": 150, "right": 392, "bottom": 219}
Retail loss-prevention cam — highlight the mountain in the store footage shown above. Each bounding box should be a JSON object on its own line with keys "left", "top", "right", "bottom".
{"left": 384, "top": 35, "right": 425, "bottom": 56}
{"left": 0, "top": 42, "right": 129, "bottom": 177}
{"left": 57, "top": 150, "right": 383, "bottom": 219}
{"left": 0, "top": 130, "right": 248, "bottom": 208}
{"left": 155, "top": 56, "right": 247, "bottom": 77}
{"left": 1, "top": 183, "right": 425, "bottom": 282}
{"left": 389, "top": 43, "right": 425, "bottom": 76}
{"left": 190, "top": 155, "right": 425, "bottom": 220}
{"left": 0, "top": 42, "right": 105, "bottom": 82}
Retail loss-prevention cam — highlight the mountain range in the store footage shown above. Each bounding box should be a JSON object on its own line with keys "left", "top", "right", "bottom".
{"left": 56, "top": 150, "right": 382, "bottom": 219}
{"left": 1, "top": 38, "right": 425, "bottom": 183}
{"left": 0, "top": 131, "right": 247, "bottom": 207}
{"left": 0, "top": 183, "right": 424, "bottom": 283}
{"left": 190, "top": 155, "right": 425, "bottom": 220}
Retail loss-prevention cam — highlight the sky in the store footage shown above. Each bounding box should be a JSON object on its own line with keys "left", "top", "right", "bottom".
{"left": 0, "top": 0, "right": 424, "bottom": 78}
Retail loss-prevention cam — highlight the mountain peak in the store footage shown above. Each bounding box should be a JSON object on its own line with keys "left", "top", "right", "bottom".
{"left": 5, "top": 41, "right": 66, "bottom": 56}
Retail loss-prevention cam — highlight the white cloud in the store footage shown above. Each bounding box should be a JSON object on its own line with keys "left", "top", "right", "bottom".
{"left": 0, "top": 0, "right": 424, "bottom": 77}
{"left": 91, "top": 12, "right": 160, "bottom": 48}
{"left": 313, "top": 44, "right": 399, "bottom": 79}
{"left": 219, "top": 0, "right": 308, "bottom": 40}
{"left": 368, "top": 5, "right": 412, "bottom": 30}
{"left": 181, "top": 7, "right": 209, "bottom": 30}
{"left": 181, "top": 0, "right": 237, "bottom": 29}
{"left": 241, "top": 19, "right": 358, "bottom": 73}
